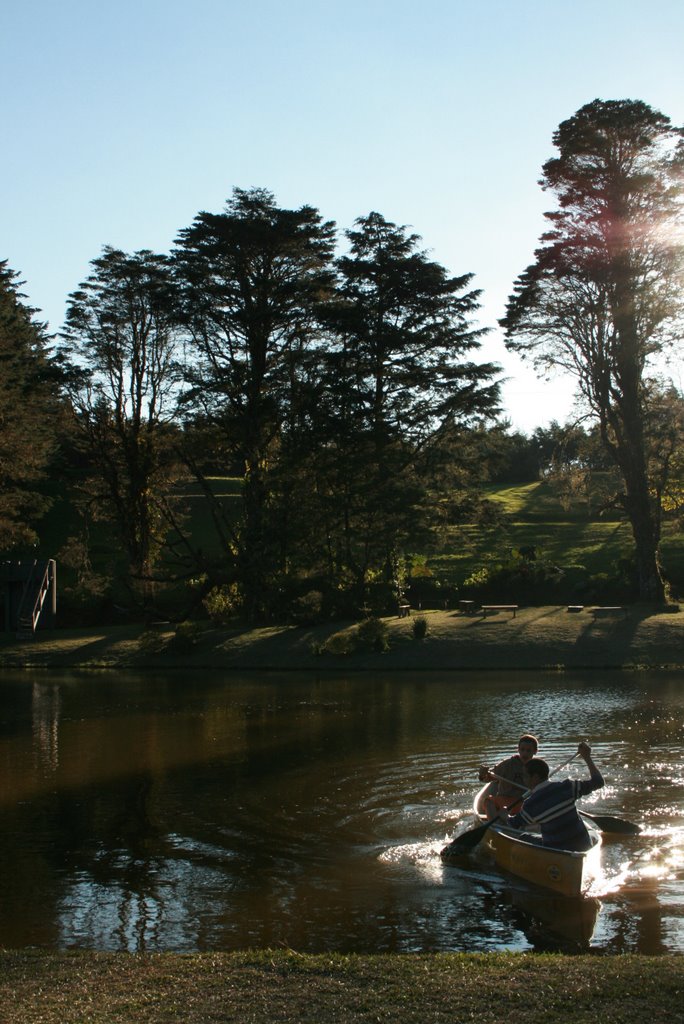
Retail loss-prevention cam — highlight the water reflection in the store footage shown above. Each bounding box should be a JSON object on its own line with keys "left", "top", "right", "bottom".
{"left": 0, "top": 669, "right": 683, "bottom": 953}
{"left": 503, "top": 891, "right": 602, "bottom": 952}
{"left": 32, "top": 681, "right": 61, "bottom": 772}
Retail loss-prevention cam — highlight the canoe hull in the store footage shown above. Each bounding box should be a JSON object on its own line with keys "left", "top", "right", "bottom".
{"left": 480, "top": 823, "right": 600, "bottom": 897}
{"left": 471, "top": 783, "right": 601, "bottom": 898}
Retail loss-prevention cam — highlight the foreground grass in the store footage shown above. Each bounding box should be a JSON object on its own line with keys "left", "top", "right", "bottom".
{"left": 1, "top": 950, "right": 683, "bottom": 1024}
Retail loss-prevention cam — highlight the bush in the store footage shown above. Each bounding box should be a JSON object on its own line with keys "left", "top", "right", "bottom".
{"left": 290, "top": 589, "right": 324, "bottom": 625}
{"left": 461, "top": 552, "right": 566, "bottom": 603}
{"left": 412, "top": 614, "right": 428, "bottom": 640}
{"left": 203, "top": 584, "right": 242, "bottom": 624}
{"left": 356, "top": 615, "right": 390, "bottom": 652}
{"left": 321, "top": 630, "right": 356, "bottom": 656}
{"left": 169, "top": 619, "right": 204, "bottom": 653}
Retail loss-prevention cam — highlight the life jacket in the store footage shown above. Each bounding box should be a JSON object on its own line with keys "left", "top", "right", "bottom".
{"left": 489, "top": 794, "right": 522, "bottom": 814}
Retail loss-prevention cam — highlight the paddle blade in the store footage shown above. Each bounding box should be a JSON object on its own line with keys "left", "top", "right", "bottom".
{"left": 584, "top": 813, "right": 641, "bottom": 835}
{"left": 440, "top": 820, "right": 492, "bottom": 859}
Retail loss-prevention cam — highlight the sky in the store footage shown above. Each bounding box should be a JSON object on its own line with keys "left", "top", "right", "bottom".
{"left": 2, "top": 0, "right": 683, "bottom": 432}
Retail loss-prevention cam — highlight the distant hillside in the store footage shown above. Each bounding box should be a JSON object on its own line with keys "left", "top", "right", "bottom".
{"left": 428, "top": 480, "right": 684, "bottom": 597}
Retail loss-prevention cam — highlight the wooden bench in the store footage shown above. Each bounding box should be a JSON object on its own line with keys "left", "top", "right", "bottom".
{"left": 591, "top": 606, "right": 626, "bottom": 621}
{"left": 398, "top": 603, "right": 411, "bottom": 618}
{"left": 458, "top": 599, "right": 476, "bottom": 615}
{"left": 481, "top": 604, "right": 518, "bottom": 618}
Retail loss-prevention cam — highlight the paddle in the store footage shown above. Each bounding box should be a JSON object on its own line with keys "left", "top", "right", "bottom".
{"left": 440, "top": 809, "right": 502, "bottom": 856}
{"left": 486, "top": 770, "right": 641, "bottom": 836}
{"left": 579, "top": 811, "right": 641, "bottom": 835}
{"left": 441, "top": 753, "right": 579, "bottom": 858}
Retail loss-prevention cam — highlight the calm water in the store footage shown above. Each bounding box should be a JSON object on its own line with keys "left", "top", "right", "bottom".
{"left": 1, "top": 669, "right": 683, "bottom": 954}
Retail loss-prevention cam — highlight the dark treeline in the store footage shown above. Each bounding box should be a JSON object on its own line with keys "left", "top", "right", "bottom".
{"left": 4, "top": 191, "right": 506, "bottom": 623}
{"left": 2, "top": 99, "right": 683, "bottom": 619}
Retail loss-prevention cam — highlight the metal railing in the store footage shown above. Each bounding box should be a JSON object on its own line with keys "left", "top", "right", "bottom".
{"left": 17, "top": 560, "right": 53, "bottom": 635}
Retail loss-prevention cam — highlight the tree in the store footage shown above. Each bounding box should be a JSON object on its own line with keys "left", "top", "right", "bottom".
{"left": 0, "top": 261, "right": 62, "bottom": 551}
{"left": 62, "top": 247, "right": 181, "bottom": 603}
{"left": 172, "top": 188, "right": 336, "bottom": 621}
{"left": 501, "top": 100, "right": 684, "bottom": 601}
{"left": 314, "top": 212, "right": 500, "bottom": 603}
{"left": 643, "top": 383, "right": 684, "bottom": 532}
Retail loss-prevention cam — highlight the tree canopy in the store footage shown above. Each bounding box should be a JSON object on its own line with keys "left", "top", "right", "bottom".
{"left": 501, "top": 98, "right": 684, "bottom": 600}
{"left": 172, "top": 188, "right": 337, "bottom": 620}
{"left": 62, "top": 247, "right": 181, "bottom": 600}
{"left": 0, "top": 262, "right": 62, "bottom": 551}
{"left": 309, "top": 212, "right": 500, "bottom": 605}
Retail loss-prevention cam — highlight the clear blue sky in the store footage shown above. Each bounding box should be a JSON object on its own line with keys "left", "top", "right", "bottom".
{"left": 2, "top": 0, "right": 683, "bottom": 431}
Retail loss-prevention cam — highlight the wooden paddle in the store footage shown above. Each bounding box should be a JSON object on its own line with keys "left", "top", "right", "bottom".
{"left": 440, "top": 753, "right": 579, "bottom": 858}
{"left": 486, "top": 769, "right": 641, "bottom": 835}
{"left": 579, "top": 811, "right": 641, "bottom": 835}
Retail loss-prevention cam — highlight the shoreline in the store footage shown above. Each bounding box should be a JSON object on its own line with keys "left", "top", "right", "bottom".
{"left": 1, "top": 604, "right": 682, "bottom": 672}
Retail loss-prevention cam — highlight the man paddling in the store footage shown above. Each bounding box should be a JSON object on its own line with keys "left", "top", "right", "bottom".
{"left": 489, "top": 741, "right": 604, "bottom": 852}
{"left": 478, "top": 734, "right": 539, "bottom": 812}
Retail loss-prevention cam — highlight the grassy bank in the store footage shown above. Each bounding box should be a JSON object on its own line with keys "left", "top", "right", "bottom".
{"left": 430, "top": 480, "right": 684, "bottom": 592}
{"left": 1, "top": 604, "right": 683, "bottom": 672}
{"left": 1, "top": 949, "right": 683, "bottom": 1023}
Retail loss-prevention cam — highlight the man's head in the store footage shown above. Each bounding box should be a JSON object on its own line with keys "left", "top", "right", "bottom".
{"left": 517, "top": 734, "right": 539, "bottom": 763}
{"left": 524, "top": 757, "right": 549, "bottom": 789}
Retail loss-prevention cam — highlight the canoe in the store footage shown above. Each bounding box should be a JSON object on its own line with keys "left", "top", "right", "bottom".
{"left": 445, "top": 783, "right": 602, "bottom": 898}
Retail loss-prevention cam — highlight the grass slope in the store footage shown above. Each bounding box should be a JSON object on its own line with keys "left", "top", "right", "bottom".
{"left": 1, "top": 949, "right": 683, "bottom": 1024}
{"left": 2, "top": 606, "right": 683, "bottom": 671}
{"left": 429, "top": 481, "right": 684, "bottom": 591}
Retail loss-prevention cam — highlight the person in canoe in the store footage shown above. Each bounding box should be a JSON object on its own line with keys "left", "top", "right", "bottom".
{"left": 478, "top": 734, "right": 539, "bottom": 812}
{"left": 487, "top": 741, "right": 604, "bottom": 851}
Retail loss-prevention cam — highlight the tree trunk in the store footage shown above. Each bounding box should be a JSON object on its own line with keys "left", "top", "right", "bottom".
{"left": 616, "top": 422, "right": 665, "bottom": 603}
{"left": 624, "top": 482, "right": 665, "bottom": 602}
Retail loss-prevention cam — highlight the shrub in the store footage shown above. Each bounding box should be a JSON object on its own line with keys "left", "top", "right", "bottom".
{"left": 321, "top": 630, "right": 356, "bottom": 656}
{"left": 290, "top": 589, "right": 324, "bottom": 625}
{"left": 169, "top": 620, "right": 204, "bottom": 653}
{"left": 203, "top": 584, "right": 242, "bottom": 624}
{"left": 356, "top": 615, "right": 390, "bottom": 652}
{"left": 412, "top": 614, "right": 428, "bottom": 640}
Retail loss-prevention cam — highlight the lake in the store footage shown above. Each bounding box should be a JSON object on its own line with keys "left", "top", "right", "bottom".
{"left": 1, "top": 668, "right": 683, "bottom": 954}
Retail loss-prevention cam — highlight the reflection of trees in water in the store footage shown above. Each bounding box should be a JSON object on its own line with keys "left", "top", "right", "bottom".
{"left": 32, "top": 682, "right": 61, "bottom": 772}
{"left": 54, "top": 774, "right": 163, "bottom": 950}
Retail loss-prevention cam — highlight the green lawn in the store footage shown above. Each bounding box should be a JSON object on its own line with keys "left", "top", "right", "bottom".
{"left": 428, "top": 480, "right": 683, "bottom": 592}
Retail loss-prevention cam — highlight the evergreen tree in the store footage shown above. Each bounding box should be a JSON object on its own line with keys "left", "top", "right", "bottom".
{"left": 0, "top": 262, "right": 61, "bottom": 551}
{"left": 502, "top": 100, "right": 684, "bottom": 601}
{"left": 172, "top": 188, "right": 336, "bottom": 621}
{"left": 316, "top": 212, "right": 500, "bottom": 604}
{"left": 62, "top": 248, "right": 181, "bottom": 604}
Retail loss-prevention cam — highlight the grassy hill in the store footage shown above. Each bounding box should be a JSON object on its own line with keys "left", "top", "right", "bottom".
{"left": 427, "top": 480, "right": 684, "bottom": 598}
{"left": 19, "top": 476, "right": 684, "bottom": 613}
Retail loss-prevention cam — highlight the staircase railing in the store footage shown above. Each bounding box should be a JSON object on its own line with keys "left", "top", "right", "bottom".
{"left": 16, "top": 561, "right": 53, "bottom": 637}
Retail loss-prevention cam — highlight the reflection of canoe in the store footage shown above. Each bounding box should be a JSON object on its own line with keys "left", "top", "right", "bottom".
{"left": 506, "top": 889, "right": 601, "bottom": 951}
{"left": 471, "top": 783, "right": 602, "bottom": 898}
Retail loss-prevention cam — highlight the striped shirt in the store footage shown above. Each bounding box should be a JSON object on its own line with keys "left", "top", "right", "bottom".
{"left": 507, "top": 770, "right": 604, "bottom": 851}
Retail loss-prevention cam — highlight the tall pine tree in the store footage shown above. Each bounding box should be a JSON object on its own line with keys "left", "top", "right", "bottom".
{"left": 0, "top": 262, "right": 61, "bottom": 551}
{"left": 502, "top": 100, "right": 684, "bottom": 601}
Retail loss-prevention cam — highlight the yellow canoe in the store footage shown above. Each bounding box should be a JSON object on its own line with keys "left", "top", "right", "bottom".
{"left": 471, "top": 783, "right": 602, "bottom": 898}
